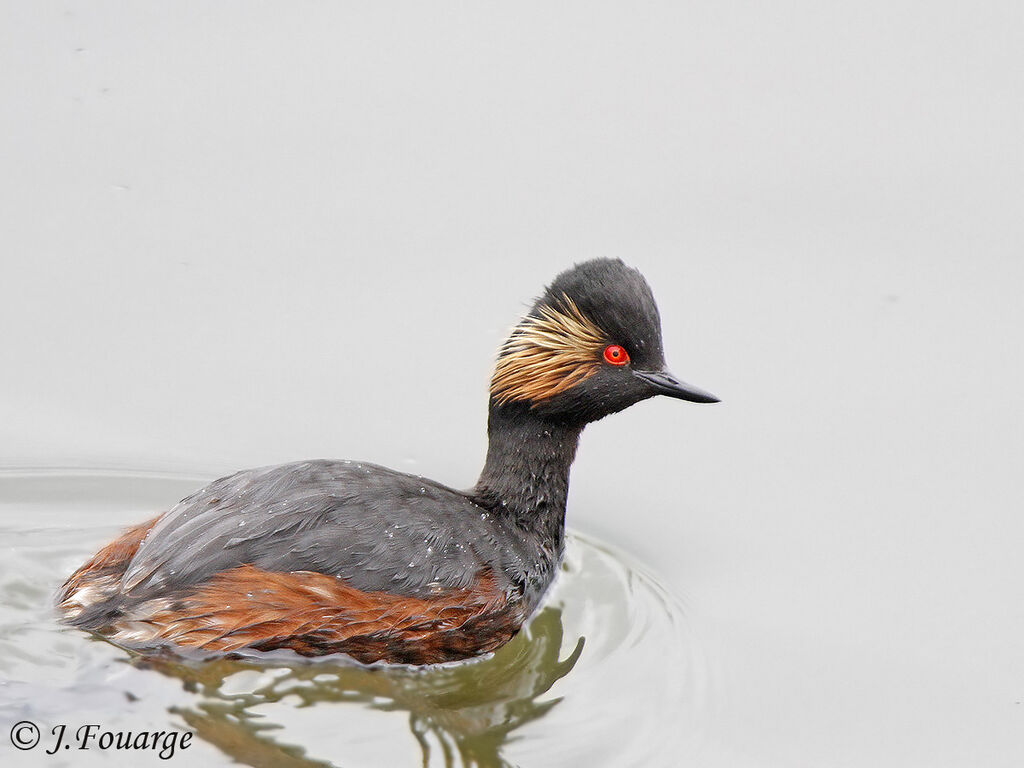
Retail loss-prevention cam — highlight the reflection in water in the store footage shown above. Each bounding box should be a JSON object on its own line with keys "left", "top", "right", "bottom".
{"left": 138, "top": 607, "right": 582, "bottom": 768}
{"left": 2, "top": 472, "right": 710, "bottom": 768}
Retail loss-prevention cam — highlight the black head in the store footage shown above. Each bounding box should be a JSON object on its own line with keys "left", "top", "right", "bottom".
{"left": 490, "top": 258, "right": 718, "bottom": 426}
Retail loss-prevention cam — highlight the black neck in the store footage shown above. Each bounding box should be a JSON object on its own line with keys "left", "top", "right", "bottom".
{"left": 473, "top": 404, "right": 582, "bottom": 546}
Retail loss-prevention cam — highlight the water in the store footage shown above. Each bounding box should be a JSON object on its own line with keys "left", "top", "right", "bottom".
{"left": 3, "top": 3, "right": 1023, "bottom": 765}
{"left": 0, "top": 470, "right": 711, "bottom": 767}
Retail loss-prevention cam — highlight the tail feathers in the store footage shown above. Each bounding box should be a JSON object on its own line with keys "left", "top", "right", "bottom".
{"left": 56, "top": 515, "right": 163, "bottom": 630}
{"left": 59, "top": 582, "right": 127, "bottom": 631}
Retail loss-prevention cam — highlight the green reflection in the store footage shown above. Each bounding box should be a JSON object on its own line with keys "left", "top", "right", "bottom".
{"left": 136, "top": 606, "right": 582, "bottom": 768}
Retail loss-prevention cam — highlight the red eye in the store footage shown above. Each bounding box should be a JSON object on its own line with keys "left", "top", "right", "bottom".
{"left": 603, "top": 344, "right": 629, "bottom": 366}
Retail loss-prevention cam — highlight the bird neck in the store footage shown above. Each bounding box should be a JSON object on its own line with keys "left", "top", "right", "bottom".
{"left": 473, "top": 405, "right": 582, "bottom": 545}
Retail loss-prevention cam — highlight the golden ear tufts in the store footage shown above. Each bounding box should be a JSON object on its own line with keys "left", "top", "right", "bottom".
{"left": 490, "top": 295, "right": 606, "bottom": 405}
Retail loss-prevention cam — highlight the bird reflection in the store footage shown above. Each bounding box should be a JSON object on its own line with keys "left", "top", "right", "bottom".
{"left": 134, "top": 606, "right": 583, "bottom": 768}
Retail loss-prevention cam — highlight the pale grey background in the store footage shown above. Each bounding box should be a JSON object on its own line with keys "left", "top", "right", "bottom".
{"left": 2, "top": 2, "right": 1022, "bottom": 766}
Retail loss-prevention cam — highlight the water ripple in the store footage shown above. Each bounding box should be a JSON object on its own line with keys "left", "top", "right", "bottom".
{"left": 0, "top": 470, "right": 718, "bottom": 767}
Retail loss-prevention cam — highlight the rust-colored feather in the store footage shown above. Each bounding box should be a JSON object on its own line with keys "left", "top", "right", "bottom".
{"left": 57, "top": 516, "right": 160, "bottom": 616}
{"left": 110, "top": 566, "right": 523, "bottom": 664}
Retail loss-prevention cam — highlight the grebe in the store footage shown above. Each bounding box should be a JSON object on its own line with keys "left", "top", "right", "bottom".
{"left": 58, "top": 258, "right": 718, "bottom": 664}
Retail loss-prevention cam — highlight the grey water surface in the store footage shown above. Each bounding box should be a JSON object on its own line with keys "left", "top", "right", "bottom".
{"left": 0, "top": 471, "right": 707, "bottom": 767}
{"left": 2, "top": 2, "right": 1023, "bottom": 767}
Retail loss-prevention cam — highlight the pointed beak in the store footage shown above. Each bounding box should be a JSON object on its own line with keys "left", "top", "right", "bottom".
{"left": 633, "top": 369, "right": 720, "bottom": 404}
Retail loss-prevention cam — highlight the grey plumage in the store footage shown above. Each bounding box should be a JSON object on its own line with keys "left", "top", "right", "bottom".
{"left": 58, "top": 258, "right": 718, "bottom": 662}
{"left": 120, "top": 460, "right": 541, "bottom": 605}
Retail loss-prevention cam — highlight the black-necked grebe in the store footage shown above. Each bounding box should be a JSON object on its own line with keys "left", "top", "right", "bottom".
{"left": 58, "top": 258, "right": 718, "bottom": 664}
